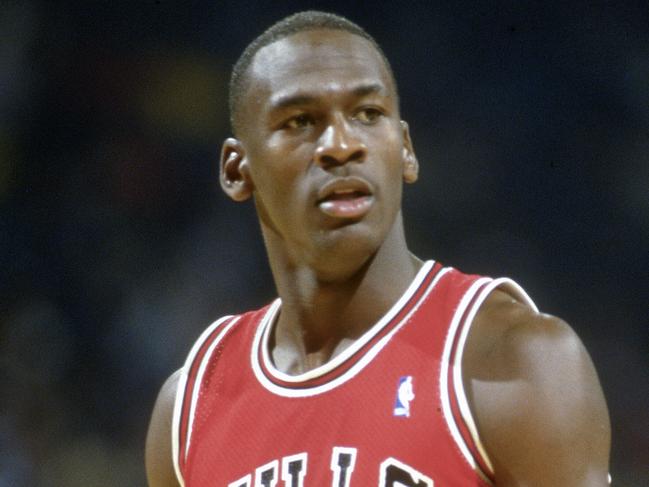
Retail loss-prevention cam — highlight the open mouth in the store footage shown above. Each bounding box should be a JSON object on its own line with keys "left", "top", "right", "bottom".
{"left": 320, "top": 189, "right": 369, "bottom": 201}
{"left": 317, "top": 188, "right": 374, "bottom": 219}
{"left": 315, "top": 177, "right": 375, "bottom": 219}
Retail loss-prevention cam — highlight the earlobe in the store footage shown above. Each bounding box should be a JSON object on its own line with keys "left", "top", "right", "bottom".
{"left": 220, "top": 138, "right": 254, "bottom": 201}
{"left": 400, "top": 121, "right": 419, "bottom": 184}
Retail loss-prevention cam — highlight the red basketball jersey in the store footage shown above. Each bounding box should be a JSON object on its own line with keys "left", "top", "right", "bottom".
{"left": 172, "top": 261, "right": 536, "bottom": 486}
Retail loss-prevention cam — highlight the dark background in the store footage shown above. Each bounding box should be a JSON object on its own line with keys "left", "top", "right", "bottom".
{"left": 1, "top": 1, "right": 647, "bottom": 485}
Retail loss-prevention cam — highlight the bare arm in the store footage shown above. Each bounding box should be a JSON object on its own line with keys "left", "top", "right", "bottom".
{"left": 464, "top": 291, "right": 611, "bottom": 486}
{"left": 146, "top": 370, "right": 182, "bottom": 487}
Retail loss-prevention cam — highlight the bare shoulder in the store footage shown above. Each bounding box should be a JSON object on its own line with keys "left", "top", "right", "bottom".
{"left": 146, "top": 369, "right": 182, "bottom": 487}
{"left": 463, "top": 289, "right": 611, "bottom": 486}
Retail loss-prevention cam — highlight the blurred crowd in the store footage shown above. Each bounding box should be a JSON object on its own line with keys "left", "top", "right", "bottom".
{"left": 1, "top": 1, "right": 647, "bottom": 485}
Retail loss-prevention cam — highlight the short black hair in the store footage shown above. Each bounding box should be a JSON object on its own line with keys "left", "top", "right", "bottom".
{"left": 229, "top": 10, "right": 397, "bottom": 135}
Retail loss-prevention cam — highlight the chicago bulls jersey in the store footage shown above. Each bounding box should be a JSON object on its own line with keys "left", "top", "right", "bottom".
{"left": 172, "top": 261, "right": 536, "bottom": 486}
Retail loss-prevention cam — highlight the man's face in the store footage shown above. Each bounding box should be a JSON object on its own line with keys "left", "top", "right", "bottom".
{"left": 231, "top": 29, "right": 417, "bottom": 272}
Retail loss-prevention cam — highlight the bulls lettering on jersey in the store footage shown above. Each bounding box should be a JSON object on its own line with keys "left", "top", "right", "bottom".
{"left": 226, "top": 448, "right": 432, "bottom": 487}
{"left": 172, "top": 261, "right": 537, "bottom": 486}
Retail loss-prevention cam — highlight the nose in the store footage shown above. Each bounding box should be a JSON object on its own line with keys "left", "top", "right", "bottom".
{"left": 314, "top": 116, "right": 367, "bottom": 168}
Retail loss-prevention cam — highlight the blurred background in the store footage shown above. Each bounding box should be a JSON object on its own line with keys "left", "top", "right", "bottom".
{"left": 1, "top": 0, "right": 647, "bottom": 485}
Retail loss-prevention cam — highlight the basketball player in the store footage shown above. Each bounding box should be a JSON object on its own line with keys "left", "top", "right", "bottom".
{"left": 146, "top": 11, "right": 610, "bottom": 487}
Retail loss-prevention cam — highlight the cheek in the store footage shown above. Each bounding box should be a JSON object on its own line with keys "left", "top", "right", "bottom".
{"left": 369, "top": 131, "right": 406, "bottom": 206}
{"left": 371, "top": 121, "right": 402, "bottom": 153}
{"left": 370, "top": 131, "right": 404, "bottom": 175}
{"left": 248, "top": 146, "right": 309, "bottom": 210}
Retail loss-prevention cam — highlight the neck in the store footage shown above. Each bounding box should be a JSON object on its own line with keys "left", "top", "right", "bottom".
{"left": 261, "top": 212, "right": 423, "bottom": 374}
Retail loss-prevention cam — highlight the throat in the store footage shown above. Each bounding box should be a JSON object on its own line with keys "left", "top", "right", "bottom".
{"left": 264, "top": 246, "right": 425, "bottom": 376}
{"left": 271, "top": 335, "right": 357, "bottom": 375}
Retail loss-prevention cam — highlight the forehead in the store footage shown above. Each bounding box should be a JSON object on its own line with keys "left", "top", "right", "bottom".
{"left": 246, "top": 29, "right": 394, "bottom": 107}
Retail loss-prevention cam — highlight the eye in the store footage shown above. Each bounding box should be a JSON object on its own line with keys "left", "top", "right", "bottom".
{"left": 283, "top": 113, "right": 314, "bottom": 130}
{"left": 353, "top": 107, "right": 384, "bottom": 124}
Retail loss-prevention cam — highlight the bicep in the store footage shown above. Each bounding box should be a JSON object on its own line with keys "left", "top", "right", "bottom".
{"left": 466, "top": 314, "right": 610, "bottom": 486}
{"left": 146, "top": 370, "right": 182, "bottom": 487}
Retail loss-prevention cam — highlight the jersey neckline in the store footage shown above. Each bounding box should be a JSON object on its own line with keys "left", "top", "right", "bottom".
{"left": 250, "top": 260, "right": 447, "bottom": 397}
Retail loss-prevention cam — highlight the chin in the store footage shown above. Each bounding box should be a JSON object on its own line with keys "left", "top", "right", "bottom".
{"left": 309, "top": 223, "right": 383, "bottom": 282}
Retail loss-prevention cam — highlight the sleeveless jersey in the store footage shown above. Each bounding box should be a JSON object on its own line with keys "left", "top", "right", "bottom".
{"left": 172, "top": 261, "right": 536, "bottom": 486}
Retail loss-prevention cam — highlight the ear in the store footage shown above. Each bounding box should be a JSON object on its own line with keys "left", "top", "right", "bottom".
{"left": 400, "top": 120, "right": 419, "bottom": 184}
{"left": 220, "top": 137, "right": 254, "bottom": 201}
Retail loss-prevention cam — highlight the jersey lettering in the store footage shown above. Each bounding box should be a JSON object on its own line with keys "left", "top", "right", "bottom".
{"left": 379, "top": 458, "right": 434, "bottom": 487}
{"left": 229, "top": 449, "right": 435, "bottom": 487}
{"left": 255, "top": 460, "right": 279, "bottom": 487}
{"left": 281, "top": 453, "right": 307, "bottom": 487}
{"left": 330, "top": 447, "right": 357, "bottom": 487}
{"left": 229, "top": 474, "right": 251, "bottom": 487}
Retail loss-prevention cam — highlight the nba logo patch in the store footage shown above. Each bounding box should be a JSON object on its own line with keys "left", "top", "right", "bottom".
{"left": 393, "top": 376, "right": 415, "bottom": 417}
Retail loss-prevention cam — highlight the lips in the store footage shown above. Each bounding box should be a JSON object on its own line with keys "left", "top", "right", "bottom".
{"left": 316, "top": 177, "right": 375, "bottom": 219}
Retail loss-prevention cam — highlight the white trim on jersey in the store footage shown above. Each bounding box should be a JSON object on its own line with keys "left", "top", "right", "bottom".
{"left": 172, "top": 314, "right": 237, "bottom": 486}
{"left": 439, "top": 277, "right": 492, "bottom": 482}
{"left": 251, "top": 261, "right": 450, "bottom": 397}
{"left": 186, "top": 316, "right": 241, "bottom": 458}
{"left": 440, "top": 276, "right": 537, "bottom": 484}
{"left": 171, "top": 368, "right": 187, "bottom": 487}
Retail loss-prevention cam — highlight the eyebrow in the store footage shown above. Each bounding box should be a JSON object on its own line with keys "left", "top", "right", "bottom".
{"left": 268, "top": 83, "right": 386, "bottom": 112}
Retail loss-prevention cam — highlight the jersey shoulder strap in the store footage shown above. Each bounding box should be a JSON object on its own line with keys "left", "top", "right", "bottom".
{"left": 440, "top": 273, "right": 537, "bottom": 483}
{"left": 171, "top": 314, "right": 241, "bottom": 485}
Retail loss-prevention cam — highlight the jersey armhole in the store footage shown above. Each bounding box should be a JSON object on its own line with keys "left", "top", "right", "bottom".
{"left": 171, "top": 315, "right": 239, "bottom": 486}
{"left": 441, "top": 277, "right": 537, "bottom": 485}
